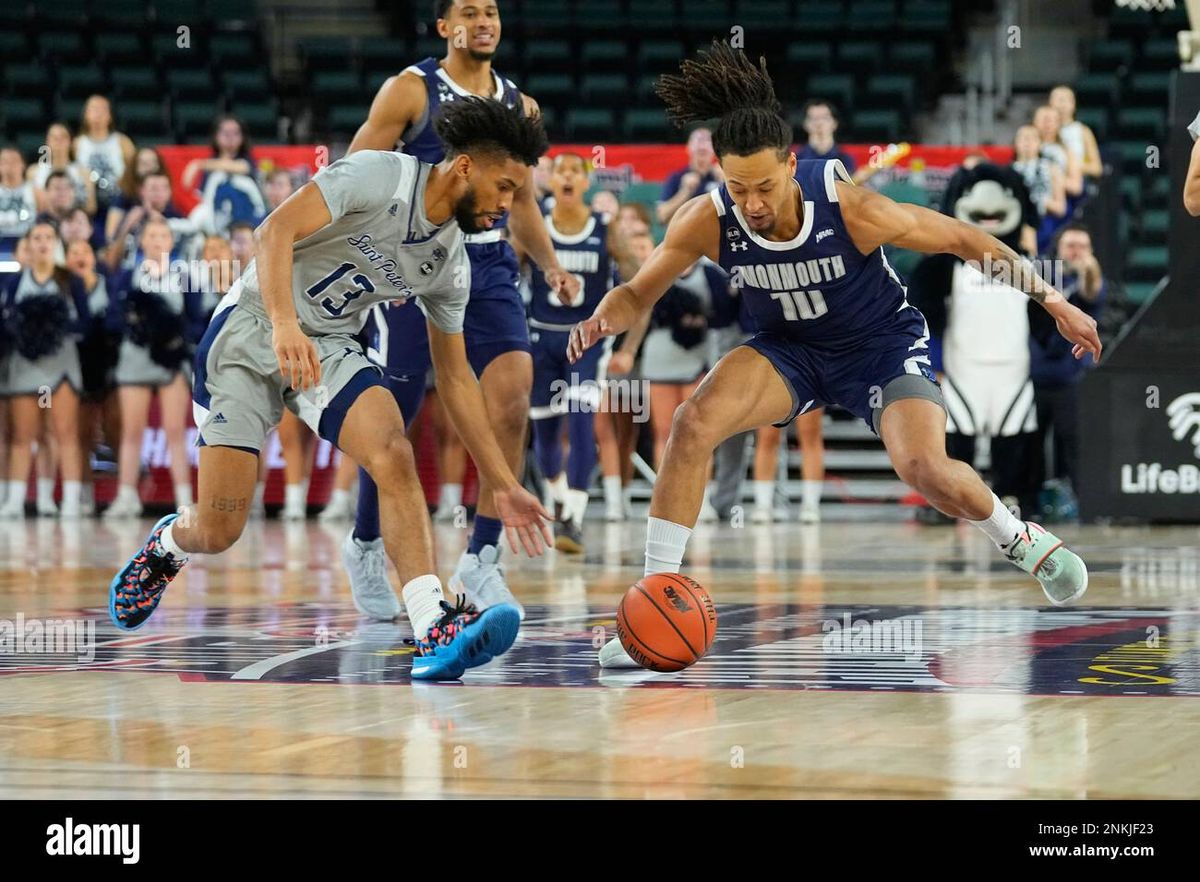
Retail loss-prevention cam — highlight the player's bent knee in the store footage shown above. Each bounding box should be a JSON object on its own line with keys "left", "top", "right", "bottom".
{"left": 670, "top": 399, "right": 720, "bottom": 453}
{"left": 362, "top": 431, "right": 417, "bottom": 486}
{"left": 892, "top": 449, "right": 951, "bottom": 493}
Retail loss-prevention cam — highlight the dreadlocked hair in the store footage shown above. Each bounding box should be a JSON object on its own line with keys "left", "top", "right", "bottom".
{"left": 656, "top": 40, "right": 792, "bottom": 159}
{"left": 434, "top": 96, "right": 550, "bottom": 167}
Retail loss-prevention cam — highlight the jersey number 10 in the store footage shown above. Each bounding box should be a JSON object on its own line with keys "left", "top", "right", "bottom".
{"left": 771, "top": 289, "right": 828, "bottom": 321}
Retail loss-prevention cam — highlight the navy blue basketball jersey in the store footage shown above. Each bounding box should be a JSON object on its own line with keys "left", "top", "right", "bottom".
{"left": 398, "top": 57, "right": 523, "bottom": 233}
{"left": 528, "top": 211, "right": 614, "bottom": 329}
{"left": 713, "top": 159, "right": 909, "bottom": 344}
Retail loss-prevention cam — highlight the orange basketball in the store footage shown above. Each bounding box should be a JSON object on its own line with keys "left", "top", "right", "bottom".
{"left": 616, "top": 573, "right": 718, "bottom": 671}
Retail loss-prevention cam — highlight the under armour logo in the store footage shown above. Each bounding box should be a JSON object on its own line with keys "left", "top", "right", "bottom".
{"left": 731, "top": 241, "right": 748, "bottom": 251}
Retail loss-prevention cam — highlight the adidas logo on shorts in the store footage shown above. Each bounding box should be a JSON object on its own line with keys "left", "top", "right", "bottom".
{"left": 211, "top": 412, "right": 228, "bottom": 425}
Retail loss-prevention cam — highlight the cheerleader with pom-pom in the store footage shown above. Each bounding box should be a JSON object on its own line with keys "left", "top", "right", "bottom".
{"left": 0, "top": 221, "right": 90, "bottom": 518}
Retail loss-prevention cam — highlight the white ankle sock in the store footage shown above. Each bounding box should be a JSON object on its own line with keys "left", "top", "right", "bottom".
{"left": 327, "top": 488, "right": 348, "bottom": 507}
{"left": 753, "top": 480, "right": 774, "bottom": 510}
{"left": 61, "top": 481, "right": 82, "bottom": 508}
{"left": 439, "top": 482, "right": 462, "bottom": 510}
{"left": 37, "top": 478, "right": 55, "bottom": 506}
{"left": 565, "top": 488, "right": 589, "bottom": 524}
{"left": 116, "top": 484, "right": 139, "bottom": 505}
{"left": 644, "top": 516, "right": 692, "bottom": 576}
{"left": 157, "top": 521, "right": 187, "bottom": 560}
{"left": 5, "top": 481, "right": 26, "bottom": 509}
{"left": 252, "top": 482, "right": 266, "bottom": 507}
{"left": 603, "top": 475, "right": 622, "bottom": 508}
{"left": 970, "top": 492, "right": 1025, "bottom": 549}
{"left": 546, "top": 473, "right": 568, "bottom": 507}
{"left": 402, "top": 574, "right": 445, "bottom": 636}
{"left": 174, "top": 483, "right": 193, "bottom": 508}
{"left": 802, "top": 479, "right": 822, "bottom": 508}
{"left": 284, "top": 482, "right": 305, "bottom": 509}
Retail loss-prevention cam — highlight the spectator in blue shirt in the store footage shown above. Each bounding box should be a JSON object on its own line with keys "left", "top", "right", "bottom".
{"left": 1029, "top": 222, "right": 1104, "bottom": 498}
{"left": 656, "top": 127, "right": 725, "bottom": 225}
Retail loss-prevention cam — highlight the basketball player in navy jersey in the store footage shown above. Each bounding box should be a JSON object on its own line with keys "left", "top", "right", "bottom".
{"left": 568, "top": 43, "right": 1103, "bottom": 669}
{"left": 520, "top": 152, "right": 636, "bottom": 555}
{"left": 342, "top": 0, "right": 578, "bottom": 620}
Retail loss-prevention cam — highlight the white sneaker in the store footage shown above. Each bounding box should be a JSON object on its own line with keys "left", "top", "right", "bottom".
{"left": 749, "top": 506, "right": 774, "bottom": 524}
{"left": 599, "top": 636, "right": 641, "bottom": 669}
{"left": 605, "top": 502, "right": 625, "bottom": 523}
{"left": 59, "top": 499, "right": 82, "bottom": 520}
{"left": 318, "top": 494, "right": 352, "bottom": 522}
{"left": 103, "top": 494, "right": 142, "bottom": 520}
{"left": 433, "top": 503, "right": 457, "bottom": 523}
{"left": 0, "top": 500, "right": 24, "bottom": 519}
{"left": 449, "top": 544, "right": 525, "bottom": 621}
{"left": 37, "top": 498, "right": 58, "bottom": 518}
{"left": 281, "top": 499, "right": 307, "bottom": 521}
{"left": 698, "top": 499, "right": 719, "bottom": 523}
{"left": 340, "top": 530, "right": 400, "bottom": 620}
{"left": 799, "top": 505, "right": 821, "bottom": 524}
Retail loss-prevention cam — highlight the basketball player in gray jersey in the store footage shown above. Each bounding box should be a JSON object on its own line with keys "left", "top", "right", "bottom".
{"left": 109, "top": 98, "right": 554, "bottom": 681}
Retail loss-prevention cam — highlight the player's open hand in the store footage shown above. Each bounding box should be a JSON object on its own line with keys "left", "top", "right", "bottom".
{"left": 1048, "top": 299, "right": 1102, "bottom": 361}
{"left": 546, "top": 268, "right": 581, "bottom": 306}
{"left": 492, "top": 484, "right": 554, "bottom": 557}
{"left": 272, "top": 321, "right": 322, "bottom": 390}
{"left": 567, "top": 315, "right": 614, "bottom": 363}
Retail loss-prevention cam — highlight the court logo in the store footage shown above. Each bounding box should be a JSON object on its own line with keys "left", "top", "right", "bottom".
{"left": 46, "top": 819, "right": 139, "bottom": 865}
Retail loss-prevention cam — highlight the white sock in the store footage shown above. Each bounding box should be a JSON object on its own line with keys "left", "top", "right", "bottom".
{"left": 116, "top": 484, "right": 139, "bottom": 505}
{"left": 157, "top": 521, "right": 187, "bottom": 561}
{"left": 37, "top": 478, "right": 55, "bottom": 506}
{"left": 174, "top": 482, "right": 193, "bottom": 508}
{"left": 252, "top": 481, "right": 266, "bottom": 507}
{"left": 438, "top": 482, "right": 462, "bottom": 510}
{"left": 284, "top": 482, "right": 305, "bottom": 509}
{"left": 802, "top": 479, "right": 822, "bottom": 509}
{"left": 644, "top": 516, "right": 692, "bottom": 576}
{"left": 603, "top": 475, "right": 622, "bottom": 508}
{"left": 5, "top": 481, "right": 26, "bottom": 509}
{"left": 546, "top": 472, "right": 568, "bottom": 507}
{"left": 61, "top": 481, "right": 82, "bottom": 508}
{"left": 753, "top": 480, "right": 774, "bottom": 510}
{"left": 402, "top": 574, "right": 446, "bottom": 637}
{"left": 327, "top": 488, "right": 348, "bottom": 507}
{"left": 565, "top": 487, "right": 589, "bottom": 524}
{"left": 970, "top": 492, "right": 1025, "bottom": 550}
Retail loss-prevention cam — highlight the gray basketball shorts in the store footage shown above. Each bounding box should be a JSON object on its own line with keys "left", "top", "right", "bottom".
{"left": 191, "top": 301, "right": 384, "bottom": 454}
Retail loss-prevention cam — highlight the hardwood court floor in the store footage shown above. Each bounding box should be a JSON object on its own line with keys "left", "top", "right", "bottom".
{"left": 0, "top": 516, "right": 1197, "bottom": 799}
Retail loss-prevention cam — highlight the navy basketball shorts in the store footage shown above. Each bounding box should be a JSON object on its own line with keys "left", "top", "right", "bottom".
{"left": 529, "top": 327, "right": 611, "bottom": 418}
{"left": 744, "top": 305, "right": 945, "bottom": 435}
{"left": 370, "top": 240, "right": 531, "bottom": 380}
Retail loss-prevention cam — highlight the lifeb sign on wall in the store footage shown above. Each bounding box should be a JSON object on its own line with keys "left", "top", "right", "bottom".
{"left": 1079, "top": 372, "right": 1200, "bottom": 522}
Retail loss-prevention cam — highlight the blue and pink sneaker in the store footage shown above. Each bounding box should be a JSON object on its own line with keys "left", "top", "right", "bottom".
{"left": 108, "top": 514, "right": 188, "bottom": 630}
{"left": 410, "top": 596, "right": 520, "bottom": 681}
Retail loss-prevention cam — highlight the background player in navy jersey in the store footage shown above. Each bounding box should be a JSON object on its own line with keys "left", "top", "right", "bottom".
{"left": 342, "top": 0, "right": 579, "bottom": 620}
{"left": 567, "top": 43, "right": 1103, "bottom": 669}
{"left": 519, "top": 152, "right": 636, "bottom": 555}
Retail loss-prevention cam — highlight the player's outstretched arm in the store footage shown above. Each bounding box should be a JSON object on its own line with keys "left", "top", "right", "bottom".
{"left": 839, "top": 182, "right": 1101, "bottom": 361}
{"left": 348, "top": 73, "right": 425, "bottom": 154}
{"left": 426, "top": 323, "right": 554, "bottom": 557}
{"left": 255, "top": 182, "right": 334, "bottom": 390}
{"left": 567, "top": 193, "right": 716, "bottom": 363}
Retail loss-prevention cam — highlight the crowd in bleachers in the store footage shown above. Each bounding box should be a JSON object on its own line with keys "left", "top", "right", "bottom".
{"left": 0, "top": 96, "right": 306, "bottom": 519}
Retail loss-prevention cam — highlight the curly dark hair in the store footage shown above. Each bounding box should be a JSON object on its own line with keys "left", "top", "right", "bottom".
{"left": 434, "top": 96, "right": 548, "bottom": 167}
{"left": 656, "top": 40, "right": 792, "bottom": 160}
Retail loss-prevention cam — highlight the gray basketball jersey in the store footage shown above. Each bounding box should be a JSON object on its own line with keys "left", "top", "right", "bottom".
{"left": 233, "top": 150, "right": 470, "bottom": 337}
{"left": 0, "top": 182, "right": 36, "bottom": 239}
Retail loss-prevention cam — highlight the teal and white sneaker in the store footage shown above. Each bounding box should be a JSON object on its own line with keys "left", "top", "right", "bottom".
{"left": 410, "top": 598, "right": 521, "bottom": 681}
{"left": 449, "top": 545, "right": 525, "bottom": 621}
{"left": 1004, "top": 521, "right": 1088, "bottom": 606}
